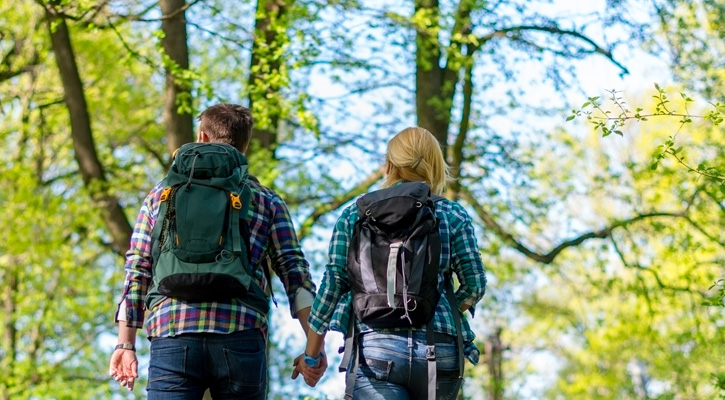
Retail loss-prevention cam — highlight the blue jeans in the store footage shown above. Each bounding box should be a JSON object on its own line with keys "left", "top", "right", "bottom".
{"left": 147, "top": 329, "right": 266, "bottom": 400}
{"left": 352, "top": 330, "right": 463, "bottom": 400}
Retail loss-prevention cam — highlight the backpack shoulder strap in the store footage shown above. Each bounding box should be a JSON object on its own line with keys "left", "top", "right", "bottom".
{"left": 340, "top": 314, "right": 357, "bottom": 400}
{"left": 446, "top": 278, "right": 465, "bottom": 377}
{"left": 431, "top": 193, "right": 446, "bottom": 203}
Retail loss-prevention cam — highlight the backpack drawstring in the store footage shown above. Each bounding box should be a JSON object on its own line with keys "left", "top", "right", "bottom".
{"left": 186, "top": 151, "right": 201, "bottom": 191}
{"left": 386, "top": 242, "right": 402, "bottom": 308}
{"left": 399, "top": 206, "right": 424, "bottom": 325}
{"left": 399, "top": 243, "right": 413, "bottom": 325}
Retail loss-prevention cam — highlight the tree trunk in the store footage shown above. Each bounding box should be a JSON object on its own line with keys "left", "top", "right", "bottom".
{"left": 0, "top": 265, "right": 18, "bottom": 400}
{"left": 247, "top": 0, "right": 291, "bottom": 158}
{"left": 414, "top": 0, "right": 449, "bottom": 152}
{"left": 43, "top": 4, "right": 132, "bottom": 254}
{"left": 485, "top": 327, "right": 504, "bottom": 400}
{"left": 160, "top": 0, "right": 194, "bottom": 154}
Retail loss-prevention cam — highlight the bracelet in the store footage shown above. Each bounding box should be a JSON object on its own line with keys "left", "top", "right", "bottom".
{"left": 303, "top": 352, "right": 320, "bottom": 367}
{"left": 114, "top": 343, "right": 136, "bottom": 352}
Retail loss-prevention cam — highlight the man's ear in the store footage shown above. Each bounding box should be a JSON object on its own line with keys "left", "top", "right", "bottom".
{"left": 197, "top": 130, "right": 210, "bottom": 142}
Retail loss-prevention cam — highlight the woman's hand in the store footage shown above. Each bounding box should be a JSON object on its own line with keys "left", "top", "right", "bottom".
{"left": 291, "top": 352, "right": 328, "bottom": 387}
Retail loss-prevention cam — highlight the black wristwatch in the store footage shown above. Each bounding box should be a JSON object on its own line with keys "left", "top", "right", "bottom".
{"left": 114, "top": 343, "right": 136, "bottom": 352}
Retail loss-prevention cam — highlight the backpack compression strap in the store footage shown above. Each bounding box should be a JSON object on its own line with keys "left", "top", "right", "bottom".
{"left": 229, "top": 191, "right": 243, "bottom": 254}
{"left": 340, "top": 316, "right": 357, "bottom": 400}
{"left": 424, "top": 279, "right": 466, "bottom": 400}
{"left": 386, "top": 242, "right": 402, "bottom": 308}
{"left": 446, "top": 278, "right": 465, "bottom": 379}
{"left": 339, "top": 282, "right": 466, "bottom": 400}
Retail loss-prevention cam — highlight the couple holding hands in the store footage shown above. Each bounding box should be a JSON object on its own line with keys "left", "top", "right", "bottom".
{"left": 109, "top": 103, "right": 485, "bottom": 399}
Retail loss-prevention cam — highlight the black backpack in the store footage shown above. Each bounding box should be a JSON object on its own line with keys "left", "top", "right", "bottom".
{"left": 347, "top": 181, "right": 442, "bottom": 328}
{"left": 145, "top": 142, "right": 268, "bottom": 315}
{"left": 340, "top": 181, "right": 464, "bottom": 399}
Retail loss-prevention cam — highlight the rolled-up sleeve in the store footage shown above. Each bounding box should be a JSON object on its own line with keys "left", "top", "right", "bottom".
{"left": 308, "top": 207, "right": 353, "bottom": 335}
{"left": 115, "top": 187, "right": 161, "bottom": 328}
{"left": 267, "top": 195, "right": 316, "bottom": 318}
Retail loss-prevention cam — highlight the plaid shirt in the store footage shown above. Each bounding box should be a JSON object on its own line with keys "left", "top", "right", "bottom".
{"left": 308, "top": 195, "right": 487, "bottom": 364}
{"left": 116, "top": 180, "right": 315, "bottom": 339}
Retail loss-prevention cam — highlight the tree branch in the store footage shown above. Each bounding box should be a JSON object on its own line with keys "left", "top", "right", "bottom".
{"left": 0, "top": 38, "right": 39, "bottom": 82}
{"left": 447, "top": 44, "right": 476, "bottom": 200}
{"left": 479, "top": 24, "right": 629, "bottom": 74}
{"left": 459, "top": 185, "right": 691, "bottom": 264}
{"left": 39, "top": 1, "right": 132, "bottom": 255}
{"left": 298, "top": 165, "right": 385, "bottom": 240}
{"left": 611, "top": 236, "right": 706, "bottom": 296}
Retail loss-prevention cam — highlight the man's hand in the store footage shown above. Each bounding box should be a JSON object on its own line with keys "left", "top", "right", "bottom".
{"left": 291, "top": 352, "right": 328, "bottom": 387}
{"left": 109, "top": 349, "right": 139, "bottom": 391}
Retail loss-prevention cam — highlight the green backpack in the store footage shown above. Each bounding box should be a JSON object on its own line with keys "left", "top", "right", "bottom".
{"left": 145, "top": 142, "right": 268, "bottom": 315}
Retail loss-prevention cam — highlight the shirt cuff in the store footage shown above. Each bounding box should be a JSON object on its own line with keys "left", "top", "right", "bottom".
{"left": 116, "top": 301, "right": 127, "bottom": 322}
{"left": 293, "top": 288, "right": 315, "bottom": 314}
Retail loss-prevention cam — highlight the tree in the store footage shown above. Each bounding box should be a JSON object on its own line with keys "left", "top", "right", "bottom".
{"left": 2, "top": 0, "right": 724, "bottom": 398}
{"left": 160, "top": 0, "right": 195, "bottom": 154}
{"left": 517, "top": 97, "right": 724, "bottom": 398}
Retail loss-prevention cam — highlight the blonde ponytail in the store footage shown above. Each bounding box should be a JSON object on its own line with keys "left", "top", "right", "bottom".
{"left": 383, "top": 127, "right": 449, "bottom": 195}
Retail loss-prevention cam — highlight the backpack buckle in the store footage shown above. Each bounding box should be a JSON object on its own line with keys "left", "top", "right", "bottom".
{"left": 230, "top": 193, "right": 242, "bottom": 210}
{"left": 160, "top": 187, "right": 172, "bottom": 202}
{"left": 426, "top": 346, "right": 436, "bottom": 361}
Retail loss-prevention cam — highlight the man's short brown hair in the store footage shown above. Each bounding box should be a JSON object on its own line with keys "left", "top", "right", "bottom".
{"left": 198, "top": 104, "right": 254, "bottom": 152}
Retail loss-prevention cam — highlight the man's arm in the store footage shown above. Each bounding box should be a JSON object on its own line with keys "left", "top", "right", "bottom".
{"left": 109, "top": 320, "right": 139, "bottom": 391}
{"left": 109, "top": 188, "right": 158, "bottom": 391}
{"left": 297, "top": 304, "right": 312, "bottom": 336}
{"left": 291, "top": 292, "right": 328, "bottom": 386}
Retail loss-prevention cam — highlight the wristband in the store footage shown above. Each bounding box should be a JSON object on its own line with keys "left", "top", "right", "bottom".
{"left": 115, "top": 343, "right": 136, "bottom": 352}
{"left": 303, "top": 352, "right": 320, "bottom": 367}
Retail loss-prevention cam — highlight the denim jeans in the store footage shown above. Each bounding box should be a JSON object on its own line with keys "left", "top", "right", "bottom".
{"left": 147, "top": 329, "right": 266, "bottom": 400}
{"left": 352, "top": 330, "right": 463, "bottom": 400}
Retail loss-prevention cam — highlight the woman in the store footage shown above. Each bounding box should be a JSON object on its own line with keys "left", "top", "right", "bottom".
{"left": 297, "top": 127, "right": 486, "bottom": 399}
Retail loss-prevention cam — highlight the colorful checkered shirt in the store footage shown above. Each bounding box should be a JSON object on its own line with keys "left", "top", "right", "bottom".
{"left": 116, "top": 180, "right": 315, "bottom": 339}
{"left": 308, "top": 195, "right": 487, "bottom": 364}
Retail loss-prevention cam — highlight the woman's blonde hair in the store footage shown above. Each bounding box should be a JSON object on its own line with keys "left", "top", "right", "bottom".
{"left": 382, "top": 127, "right": 449, "bottom": 195}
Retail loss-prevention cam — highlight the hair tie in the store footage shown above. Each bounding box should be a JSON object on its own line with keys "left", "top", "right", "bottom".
{"left": 411, "top": 157, "right": 423, "bottom": 170}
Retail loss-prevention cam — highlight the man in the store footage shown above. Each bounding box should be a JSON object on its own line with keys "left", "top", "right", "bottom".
{"left": 109, "top": 104, "right": 326, "bottom": 399}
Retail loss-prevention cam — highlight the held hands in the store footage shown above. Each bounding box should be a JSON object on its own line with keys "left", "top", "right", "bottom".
{"left": 291, "top": 352, "right": 328, "bottom": 387}
{"left": 109, "top": 349, "right": 139, "bottom": 391}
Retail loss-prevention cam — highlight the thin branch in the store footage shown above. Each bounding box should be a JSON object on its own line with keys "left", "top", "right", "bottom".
{"left": 106, "top": 17, "right": 157, "bottom": 67}
{"left": 447, "top": 45, "right": 476, "bottom": 200}
{"left": 0, "top": 39, "right": 39, "bottom": 82}
{"left": 298, "top": 165, "right": 385, "bottom": 240}
{"left": 134, "top": 133, "right": 169, "bottom": 170}
{"left": 459, "top": 185, "right": 690, "bottom": 264}
{"left": 479, "top": 24, "right": 629, "bottom": 74}
{"left": 115, "top": 0, "right": 205, "bottom": 22}
{"left": 186, "top": 20, "right": 250, "bottom": 48}
{"left": 611, "top": 235, "right": 706, "bottom": 296}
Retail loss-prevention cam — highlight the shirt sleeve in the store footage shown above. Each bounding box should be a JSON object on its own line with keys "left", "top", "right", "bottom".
{"left": 308, "top": 206, "right": 354, "bottom": 335}
{"left": 115, "top": 187, "right": 161, "bottom": 328}
{"left": 266, "top": 194, "right": 317, "bottom": 318}
{"left": 448, "top": 203, "right": 487, "bottom": 313}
